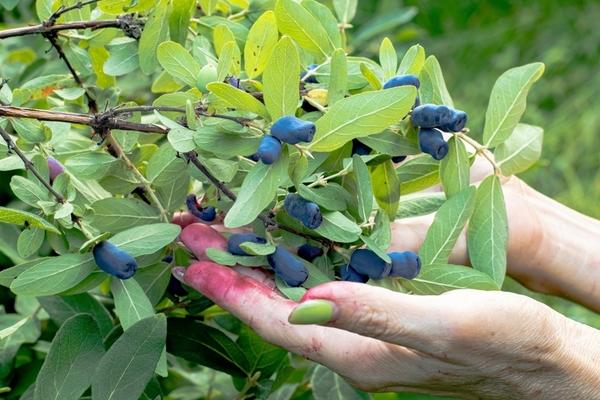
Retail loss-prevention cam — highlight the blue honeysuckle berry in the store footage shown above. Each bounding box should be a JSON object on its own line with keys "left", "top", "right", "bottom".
{"left": 411, "top": 104, "right": 454, "bottom": 128}
{"left": 348, "top": 249, "right": 391, "bottom": 280}
{"left": 439, "top": 110, "right": 468, "bottom": 132}
{"left": 297, "top": 243, "right": 324, "bottom": 262}
{"left": 227, "top": 233, "right": 267, "bottom": 256}
{"left": 186, "top": 194, "right": 217, "bottom": 222}
{"left": 270, "top": 116, "right": 317, "bottom": 145}
{"left": 93, "top": 241, "right": 138, "bottom": 279}
{"left": 418, "top": 128, "right": 449, "bottom": 160}
{"left": 391, "top": 155, "right": 407, "bottom": 163}
{"left": 283, "top": 193, "right": 323, "bottom": 229}
{"left": 300, "top": 64, "right": 319, "bottom": 83}
{"left": 388, "top": 251, "right": 421, "bottom": 280}
{"left": 167, "top": 275, "right": 188, "bottom": 297}
{"left": 340, "top": 264, "right": 369, "bottom": 283}
{"left": 351, "top": 139, "right": 371, "bottom": 156}
{"left": 383, "top": 74, "right": 420, "bottom": 89}
{"left": 247, "top": 153, "right": 260, "bottom": 162}
{"left": 226, "top": 76, "right": 240, "bottom": 88}
{"left": 257, "top": 135, "right": 282, "bottom": 165}
{"left": 267, "top": 246, "right": 309, "bottom": 287}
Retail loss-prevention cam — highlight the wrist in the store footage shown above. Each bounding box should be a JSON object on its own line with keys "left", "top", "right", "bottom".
{"left": 505, "top": 179, "right": 600, "bottom": 310}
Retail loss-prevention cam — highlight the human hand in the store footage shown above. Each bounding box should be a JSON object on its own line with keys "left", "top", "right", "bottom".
{"left": 173, "top": 226, "right": 600, "bottom": 399}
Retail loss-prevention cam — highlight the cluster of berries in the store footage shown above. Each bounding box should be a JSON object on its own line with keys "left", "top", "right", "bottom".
{"left": 253, "top": 116, "right": 317, "bottom": 164}
{"left": 342, "top": 249, "right": 421, "bottom": 283}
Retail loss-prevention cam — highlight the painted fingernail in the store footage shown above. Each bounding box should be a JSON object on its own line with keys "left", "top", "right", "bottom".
{"left": 171, "top": 267, "right": 186, "bottom": 282}
{"left": 288, "top": 300, "right": 335, "bottom": 325}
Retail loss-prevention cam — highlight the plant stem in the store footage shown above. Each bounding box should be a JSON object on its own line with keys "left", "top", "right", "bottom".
{"left": 456, "top": 132, "right": 501, "bottom": 174}
{"left": 107, "top": 133, "right": 169, "bottom": 222}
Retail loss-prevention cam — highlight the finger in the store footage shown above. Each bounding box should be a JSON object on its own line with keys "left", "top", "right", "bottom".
{"left": 180, "top": 261, "right": 384, "bottom": 366}
{"left": 179, "top": 223, "right": 227, "bottom": 260}
{"left": 295, "top": 281, "right": 452, "bottom": 354}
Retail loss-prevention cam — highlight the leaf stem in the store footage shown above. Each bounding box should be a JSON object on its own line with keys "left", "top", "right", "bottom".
{"left": 456, "top": 132, "right": 501, "bottom": 175}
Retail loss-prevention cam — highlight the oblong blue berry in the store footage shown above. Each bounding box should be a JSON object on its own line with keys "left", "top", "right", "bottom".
{"left": 271, "top": 116, "right": 316, "bottom": 145}
{"left": 340, "top": 264, "right": 369, "bottom": 283}
{"left": 257, "top": 135, "right": 282, "bottom": 165}
{"left": 388, "top": 251, "right": 421, "bottom": 280}
{"left": 348, "top": 249, "right": 391, "bottom": 280}
{"left": 391, "top": 155, "right": 407, "bottom": 163}
{"left": 267, "top": 246, "right": 308, "bottom": 287}
{"left": 227, "top": 233, "right": 267, "bottom": 256}
{"left": 439, "top": 110, "right": 468, "bottom": 132}
{"left": 301, "top": 64, "right": 318, "bottom": 83}
{"left": 383, "top": 74, "right": 420, "bottom": 89}
{"left": 297, "top": 243, "right": 324, "bottom": 262}
{"left": 93, "top": 241, "right": 138, "bottom": 279}
{"left": 411, "top": 104, "right": 454, "bottom": 128}
{"left": 351, "top": 139, "right": 371, "bottom": 156}
{"left": 418, "top": 128, "right": 449, "bottom": 160}
{"left": 284, "top": 193, "right": 323, "bottom": 229}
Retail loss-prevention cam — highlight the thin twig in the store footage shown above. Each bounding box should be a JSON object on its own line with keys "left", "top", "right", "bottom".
{"left": 0, "top": 126, "right": 65, "bottom": 203}
{"left": 107, "top": 132, "right": 169, "bottom": 222}
{"left": 456, "top": 132, "right": 501, "bottom": 174}
{"left": 0, "top": 20, "right": 124, "bottom": 39}
{"left": 46, "top": 0, "right": 99, "bottom": 25}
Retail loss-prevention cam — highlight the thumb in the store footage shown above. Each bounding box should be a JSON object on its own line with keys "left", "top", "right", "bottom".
{"left": 288, "top": 281, "right": 450, "bottom": 354}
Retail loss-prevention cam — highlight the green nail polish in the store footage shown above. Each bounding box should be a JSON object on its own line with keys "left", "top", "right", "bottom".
{"left": 288, "top": 300, "right": 335, "bottom": 325}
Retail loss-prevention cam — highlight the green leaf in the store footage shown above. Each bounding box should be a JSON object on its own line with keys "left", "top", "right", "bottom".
{"left": 467, "top": 175, "right": 508, "bottom": 286}
{"left": 298, "top": 184, "right": 347, "bottom": 211}
{"left": 274, "top": 0, "right": 334, "bottom": 59}
{"left": 10, "top": 175, "right": 48, "bottom": 208}
{"left": 397, "top": 155, "right": 440, "bottom": 194}
{"left": 92, "top": 315, "right": 166, "bottom": 400}
{"left": 205, "top": 248, "right": 267, "bottom": 267}
{"left": 157, "top": 41, "right": 202, "bottom": 87}
{"left": 333, "top": 0, "right": 357, "bottom": 24}
{"left": 11, "top": 253, "right": 95, "bottom": 296}
{"left": 0, "top": 317, "right": 28, "bottom": 340}
{"left": 213, "top": 24, "right": 237, "bottom": 56}
{"left": 37, "top": 293, "right": 114, "bottom": 337}
{"left": 483, "top": 62, "right": 545, "bottom": 148}
{"left": 327, "top": 49, "right": 347, "bottom": 105}
{"left": 397, "top": 192, "right": 446, "bottom": 219}
{"left": 0, "top": 258, "right": 46, "bottom": 288}
{"left": 238, "top": 325, "right": 287, "bottom": 377}
{"left": 0, "top": 207, "right": 59, "bottom": 233}
{"left": 352, "top": 155, "right": 373, "bottom": 222}
{"left": 494, "top": 123, "right": 544, "bottom": 176}
{"left": 419, "top": 55, "right": 454, "bottom": 107}
{"left": 98, "top": 0, "right": 154, "bottom": 14}
{"left": 166, "top": 318, "right": 249, "bottom": 377}
{"left": 311, "top": 365, "right": 364, "bottom": 400}
{"left": 17, "top": 228, "right": 44, "bottom": 259}
{"left": 244, "top": 11, "right": 279, "bottom": 79}
{"left": 301, "top": 0, "right": 342, "bottom": 50}
{"left": 134, "top": 262, "right": 171, "bottom": 306}
{"left": 103, "top": 38, "right": 139, "bottom": 76}
{"left": 111, "top": 279, "right": 154, "bottom": 330}
{"left": 239, "top": 242, "right": 276, "bottom": 256}
{"left": 360, "top": 235, "right": 391, "bottom": 263}
{"left": 370, "top": 211, "right": 391, "bottom": 250}
{"left": 314, "top": 211, "right": 361, "bottom": 243}
{"left": 109, "top": 223, "right": 181, "bottom": 257}
{"left": 358, "top": 130, "right": 420, "bottom": 156}
{"left": 168, "top": 0, "right": 194, "bottom": 45}
{"left": 207, "top": 82, "right": 270, "bottom": 119}
{"left": 89, "top": 198, "right": 160, "bottom": 234}
{"left": 359, "top": 62, "right": 382, "bottom": 90}
{"left": 146, "top": 144, "right": 187, "bottom": 185}
{"left": 440, "top": 136, "right": 470, "bottom": 198}
{"left": 397, "top": 44, "right": 425, "bottom": 76}
{"left": 65, "top": 152, "right": 115, "bottom": 180}
{"left": 224, "top": 149, "right": 288, "bottom": 228}
{"left": 352, "top": 8, "right": 417, "bottom": 48}
{"left": 33, "top": 314, "right": 105, "bottom": 400}
{"left": 419, "top": 186, "right": 476, "bottom": 266}
{"left": 370, "top": 160, "right": 400, "bottom": 221}
{"left": 138, "top": 0, "right": 169, "bottom": 75}
{"left": 401, "top": 264, "right": 500, "bottom": 295}
{"left": 379, "top": 37, "right": 397, "bottom": 81}
{"left": 263, "top": 36, "right": 300, "bottom": 120}
{"left": 309, "top": 86, "right": 416, "bottom": 151}
{"left": 217, "top": 41, "right": 241, "bottom": 81}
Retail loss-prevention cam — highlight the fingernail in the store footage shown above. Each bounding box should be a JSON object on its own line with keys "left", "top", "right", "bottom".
{"left": 288, "top": 300, "right": 335, "bottom": 325}
{"left": 172, "top": 267, "right": 186, "bottom": 282}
